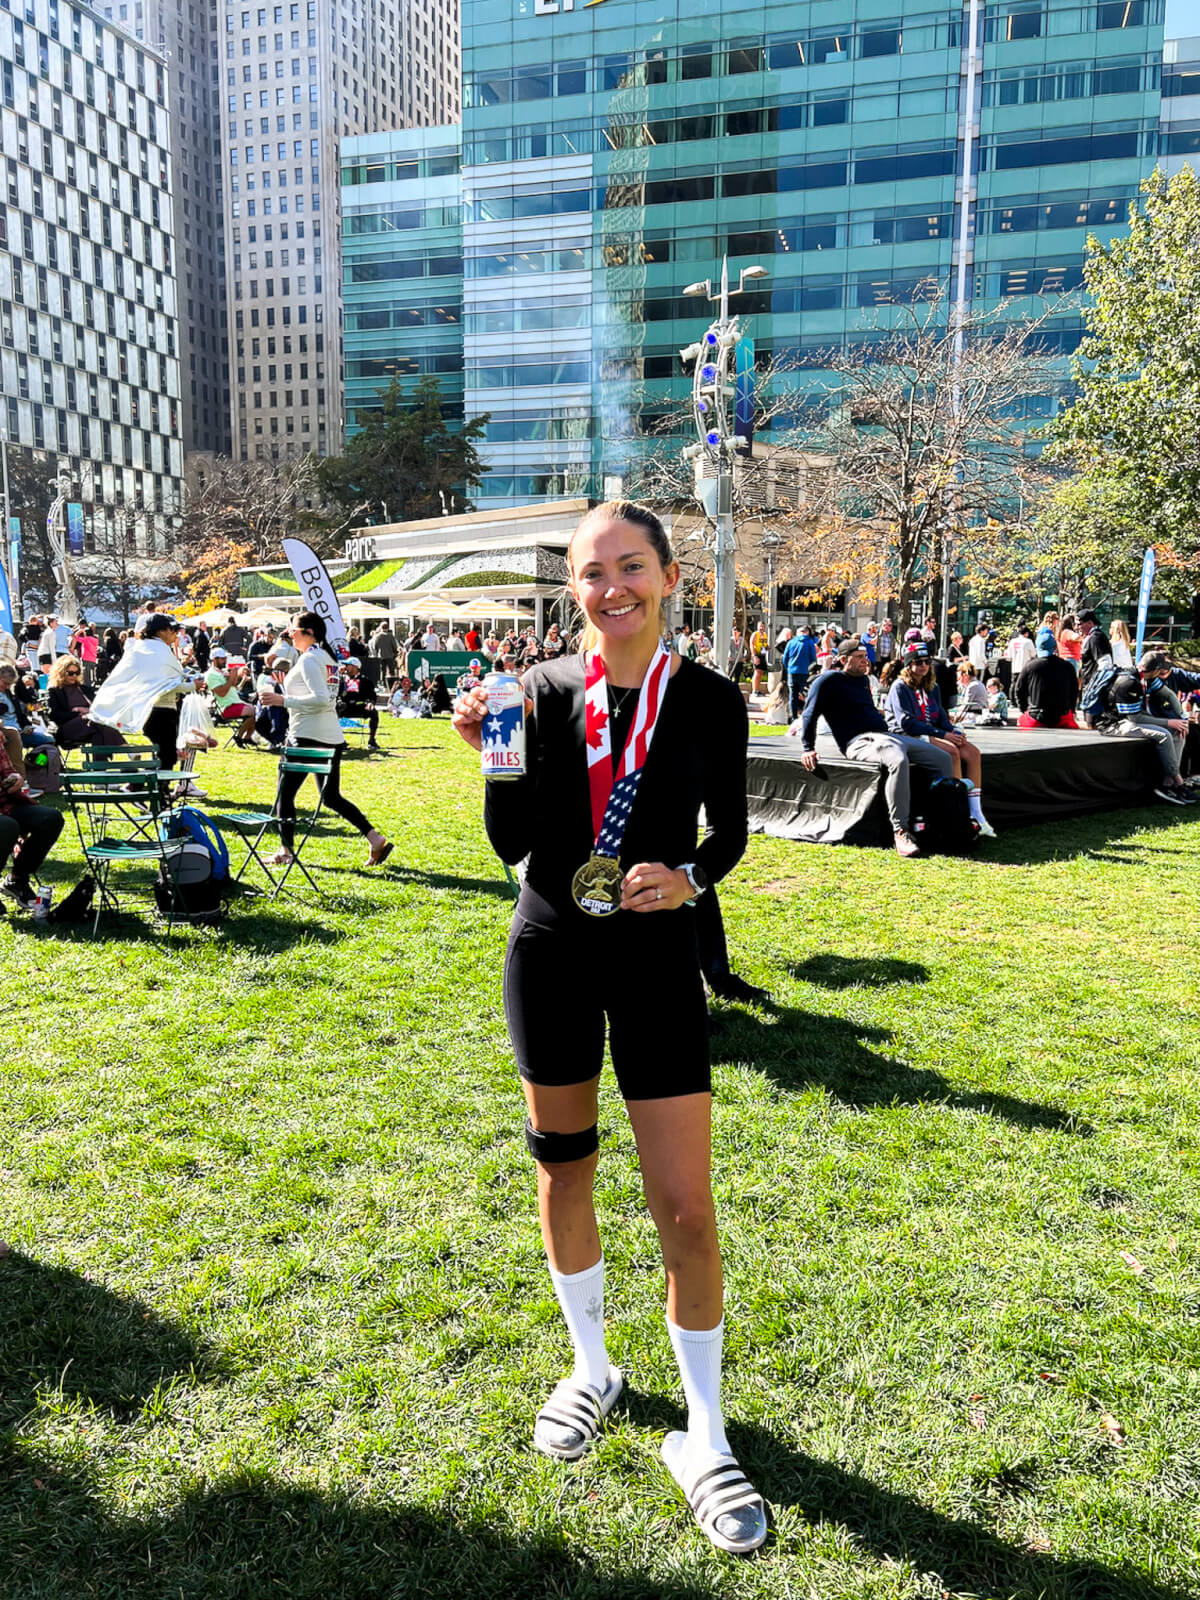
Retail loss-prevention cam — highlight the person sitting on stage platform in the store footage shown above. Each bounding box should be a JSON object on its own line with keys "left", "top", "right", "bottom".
{"left": 951, "top": 663, "right": 989, "bottom": 723}
{"left": 795, "top": 637, "right": 953, "bottom": 857}
{"left": 1096, "top": 666, "right": 1196, "bottom": 806}
{"left": 1139, "top": 648, "right": 1200, "bottom": 787}
{"left": 885, "top": 647, "right": 994, "bottom": 836}
{"left": 1014, "top": 636, "right": 1080, "bottom": 729}
{"left": 985, "top": 679, "right": 1010, "bottom": 724}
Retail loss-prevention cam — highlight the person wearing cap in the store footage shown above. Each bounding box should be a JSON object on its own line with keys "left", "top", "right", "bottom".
{"left": 1013, "top": 636, "right": 1080, "bottom": 730}
{"left": 795, "top": 637, "right": 953, "bottom": 856}
{"left": 204, "top": 648, "right": 259, "bottom": 747}
{"left": 336, "top": 656, "right": 381, "bottom": 749}
{"left": 886, "top": 645, "right": 995, "bottom": 836}
{"left": 1095, "top": 662, "right": 1196, "bottom": 805}
{"left": 88, "top": 614, "right": 201, "bottom": 784}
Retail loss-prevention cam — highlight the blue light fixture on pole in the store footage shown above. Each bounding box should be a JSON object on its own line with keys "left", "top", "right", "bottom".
{"left": 679, "top": 257, "right": 767, "bottom": 676}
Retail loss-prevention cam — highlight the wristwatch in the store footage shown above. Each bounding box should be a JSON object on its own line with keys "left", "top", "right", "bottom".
{"left": 680, "top": 862, "right": 709, "bottom": 903}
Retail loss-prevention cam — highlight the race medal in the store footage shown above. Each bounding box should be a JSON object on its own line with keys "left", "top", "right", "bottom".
{"left": 572, "top": 853, "right": 625, "bottom": 918}
{"left": 577, "top": 644, "right": 672, "bottom": 919}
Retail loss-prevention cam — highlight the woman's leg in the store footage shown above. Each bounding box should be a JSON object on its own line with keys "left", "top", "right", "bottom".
{"left": 956, "top": 739, "right": 993, "bottom": 831}
{"left": 523, "top": 1078, "right": 603, "bottom": 1278}
{"left": 318, "top": 746, "right": 389, "bottom": 855}
{"left": 957, "top": 738, "right": 982, "bottom": 787}
{"left": 928, "top": 735, "right": 962, "bottom": 778}
{"left": 626, "top": 1094, "right": 722, "bottom": 1331}
{"left": 275, "top": 763, "right": 309, "bottom": 853}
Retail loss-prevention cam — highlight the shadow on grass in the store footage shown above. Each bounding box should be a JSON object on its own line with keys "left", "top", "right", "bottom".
{"left": 978, "top": 804, "right": 1189, "bottom": 866}
{"left": 0, "top": 1252, "right": 223, "bottom": 1428}
{"left": 620, "top": 1388, "right": 1183, "bottom": 1600}
{"left": 320, "top": 861, "right": 516, "bottom": 901}
{"left": 1, "top": 1257, "right": 1180, "bottom": 1600}
{"left": 711, "top": 1007, "right": 1088, "bottom": 1134}
{"left": 788, "top": 954, "right": 930, "bottom": 989}
{"left": 13, "top": 903, "right": 346, "bottom": 951}
{"left": 0, "top": 1258, "right": 705, "bottom": 1599}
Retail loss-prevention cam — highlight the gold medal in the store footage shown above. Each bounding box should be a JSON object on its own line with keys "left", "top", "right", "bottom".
{"left": 571, "top": 853, "right": 624, "bottom": 918}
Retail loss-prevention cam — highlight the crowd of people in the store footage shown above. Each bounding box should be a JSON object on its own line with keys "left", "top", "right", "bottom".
{"left": 2, "top": 591, "right": 1198, "bottom": 910}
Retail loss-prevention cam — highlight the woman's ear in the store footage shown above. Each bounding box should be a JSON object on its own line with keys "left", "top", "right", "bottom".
{"left": 661, "top": 559, "right": 682, "bottom": 599}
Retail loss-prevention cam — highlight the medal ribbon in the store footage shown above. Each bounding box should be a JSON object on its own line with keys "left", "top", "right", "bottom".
{"left": 584, "top": 644, "right": 671, "bottom": 855}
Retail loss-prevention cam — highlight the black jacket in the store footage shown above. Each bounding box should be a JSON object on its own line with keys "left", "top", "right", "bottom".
{"left": 1014, "top": 655, "right": 1078, "bottom": 724}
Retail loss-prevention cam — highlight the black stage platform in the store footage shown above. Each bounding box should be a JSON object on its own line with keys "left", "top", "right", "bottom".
{"left": 746, "top": 726, "right": 1162, "bottom": 845}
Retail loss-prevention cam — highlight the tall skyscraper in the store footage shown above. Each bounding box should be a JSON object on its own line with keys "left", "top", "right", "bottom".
{"left": 346, "top": 0, "right": 1166, "bottom": 509}
{"left": 219, "top": 0, "right": 459, "bottom": 463}
{"left": 0, "top": 0, "right": 185, "bottom": 554}
{"left": 102, "top": 0, "right": 230, "bottom": 458}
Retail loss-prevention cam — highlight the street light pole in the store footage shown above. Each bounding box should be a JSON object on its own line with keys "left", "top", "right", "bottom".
{"left": 47, "top": 468, "right": 81, "bottom": 622}
{"left": 680, "top": 256, "right": 768, "bottom": 678}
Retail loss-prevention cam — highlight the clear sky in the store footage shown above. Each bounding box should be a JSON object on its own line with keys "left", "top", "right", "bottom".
{"left": 1166, "top": 0, "right": 1200, "bottom": 36}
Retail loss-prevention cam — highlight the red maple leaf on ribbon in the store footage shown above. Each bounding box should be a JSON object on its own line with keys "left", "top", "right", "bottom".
{"left": 586, "top": 707, "right": 609, "bottom": 750}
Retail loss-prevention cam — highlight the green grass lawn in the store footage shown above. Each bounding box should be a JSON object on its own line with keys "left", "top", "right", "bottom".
{"left": 2, "top": 720, "right": 1198, "bottom": 1600}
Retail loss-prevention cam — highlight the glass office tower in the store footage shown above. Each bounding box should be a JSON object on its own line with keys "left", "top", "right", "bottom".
{"left": 346, "top": 0, "right": 1166, "bottom": 508}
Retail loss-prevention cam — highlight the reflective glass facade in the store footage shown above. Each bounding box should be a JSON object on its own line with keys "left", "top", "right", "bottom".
{"left": 346, "top": 0, "right": 1166, "bottom": 506}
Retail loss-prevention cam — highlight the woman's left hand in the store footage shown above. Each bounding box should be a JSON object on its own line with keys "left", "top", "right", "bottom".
{"left": 260, "top": 691, "right": 284, "bottom": 707}
{"left": 621, "top": 861, "right": 693, "bottom": 913}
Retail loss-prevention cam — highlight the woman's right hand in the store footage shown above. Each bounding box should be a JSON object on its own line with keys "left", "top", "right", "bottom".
{"left": 452, "top": 684, "right": 490, "bottom": 752}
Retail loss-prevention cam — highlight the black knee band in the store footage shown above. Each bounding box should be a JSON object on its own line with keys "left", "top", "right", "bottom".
{"left": 524, "top": 1118, "right": 599, "bottom": 1164}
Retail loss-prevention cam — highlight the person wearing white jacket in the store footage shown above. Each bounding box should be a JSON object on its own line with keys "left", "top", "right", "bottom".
{"left": 89, "top": 614, "right": 199, "bottom": 781}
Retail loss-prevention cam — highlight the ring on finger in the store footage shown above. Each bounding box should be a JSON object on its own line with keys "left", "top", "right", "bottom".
{"left": 656, "top": 887, "right": 662, "bottom": 901}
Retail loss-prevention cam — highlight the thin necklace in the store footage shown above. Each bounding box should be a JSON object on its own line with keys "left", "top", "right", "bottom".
{"left": 607, "top": 682, "right": 638, "bottom": 716}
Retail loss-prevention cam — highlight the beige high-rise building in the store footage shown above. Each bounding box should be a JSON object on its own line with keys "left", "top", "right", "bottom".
{"left": 220, "top": 0, "right": 459, "bottom": 462}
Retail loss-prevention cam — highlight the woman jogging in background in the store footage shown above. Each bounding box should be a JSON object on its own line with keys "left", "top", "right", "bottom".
{"left": 258, "top": 612, "right": 393, "bottom": 869}
{"left": 453, "top": 501, "right": 767, "bottom": 1556}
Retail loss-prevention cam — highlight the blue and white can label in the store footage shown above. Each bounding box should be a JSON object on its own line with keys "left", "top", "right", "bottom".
{"left": 481, "top": 671, "right": 526, "bottom": 780}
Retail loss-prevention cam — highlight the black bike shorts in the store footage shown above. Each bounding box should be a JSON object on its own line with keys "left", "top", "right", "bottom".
{"left": 503, "top": 896, "right": 711, "bottom": 1101}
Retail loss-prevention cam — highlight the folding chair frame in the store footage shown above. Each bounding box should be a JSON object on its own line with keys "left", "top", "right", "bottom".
{"left": 212, "top": 746, "right": 333, "bottom": 900}
{"left": 60, "top": 770, "right": 185, "bottom": 936}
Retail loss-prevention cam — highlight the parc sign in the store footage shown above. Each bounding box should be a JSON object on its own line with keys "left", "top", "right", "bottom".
{"left": 533, "top": 0, "right": 606, "bottom": 13}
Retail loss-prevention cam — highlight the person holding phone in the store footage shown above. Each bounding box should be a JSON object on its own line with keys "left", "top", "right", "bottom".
{"left": 452, "top": 502, "right": 766, "bottom": 1556}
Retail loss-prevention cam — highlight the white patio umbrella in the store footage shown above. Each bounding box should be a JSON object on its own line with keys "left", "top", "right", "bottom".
{"left": 239, "top": 605, "right": 295, "bottom": 627}
{"left": 341, "top": 599, "right": 393, "bottom": 621}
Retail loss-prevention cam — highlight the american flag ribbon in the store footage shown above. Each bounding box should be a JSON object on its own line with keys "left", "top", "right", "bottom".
{"left": 584, "top": 644, "right": 671, "bottom": 852}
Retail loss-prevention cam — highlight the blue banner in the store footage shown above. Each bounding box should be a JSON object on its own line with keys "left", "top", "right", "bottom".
{"left": 734, "top": 336, "right": 755, "bottom": 458}
{"left": 1134, "top": 545, "right": 1156, "bottom": 661}
{"left": 8, "top": 515, "right": 20, "bottom": 548}
{"left": 67, "top": 501, "right": 85, "bottom": 555}
{"left": 0, "top": 561, "right": 12, "bottom": 636}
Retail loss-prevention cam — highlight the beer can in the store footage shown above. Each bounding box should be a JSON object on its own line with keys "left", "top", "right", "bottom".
{"left": 32, "top": 885, "right": 53, "bottom": 919}
{"left": 481, "top": 671, "right": 526, "bottom": 781}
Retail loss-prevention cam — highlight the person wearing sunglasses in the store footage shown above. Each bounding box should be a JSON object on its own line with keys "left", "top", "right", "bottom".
{"left": 47, "top": 656, "right": 124, "bottom": 750}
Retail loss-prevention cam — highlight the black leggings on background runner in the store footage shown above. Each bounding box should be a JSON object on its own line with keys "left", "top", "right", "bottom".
{"left": 278, "top": 739, "right": 373, "bottom": 849}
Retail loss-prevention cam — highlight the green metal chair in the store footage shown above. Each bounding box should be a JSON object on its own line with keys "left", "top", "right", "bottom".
{"left": 211, "top": 746, "right": 334, "bottom": 900}
{"left": 60, "top": 769, "right": 181, "bottom": 935}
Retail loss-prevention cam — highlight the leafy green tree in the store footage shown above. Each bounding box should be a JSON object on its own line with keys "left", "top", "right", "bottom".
{"left": 1049, "top": 165, "right": 1200, "bottom": 606}
{"left": 318, "top": 376, "right": 489, "bottom": 524}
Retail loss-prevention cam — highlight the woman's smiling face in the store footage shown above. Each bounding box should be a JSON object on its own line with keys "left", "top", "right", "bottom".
{"left": 568, "top": 516, "right": 679, "bottom": 645}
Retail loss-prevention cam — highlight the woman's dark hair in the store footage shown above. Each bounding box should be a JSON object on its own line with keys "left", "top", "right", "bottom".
{"left": 296, "top": 611, "right": 327, "bottom": 644}
{"left": 879, "top": 658, "right": 903, "bottom": 689}
{"left": 142, "top": 613, "right": 179, "bottom": 639}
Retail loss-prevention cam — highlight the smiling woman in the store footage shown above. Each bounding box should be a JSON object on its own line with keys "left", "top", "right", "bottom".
{"left": 451, "top": 501, "right": 766, "bottom": 1554}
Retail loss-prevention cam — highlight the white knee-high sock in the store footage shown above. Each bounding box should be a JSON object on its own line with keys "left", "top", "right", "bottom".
{"left": 666, "top": 1315, "right": 731, "bottom": 1459}
{"left": 548, "top": 1258, "right": 610, "bottom": 1390}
